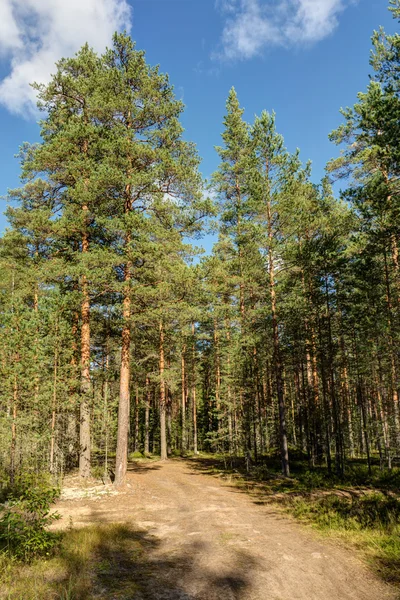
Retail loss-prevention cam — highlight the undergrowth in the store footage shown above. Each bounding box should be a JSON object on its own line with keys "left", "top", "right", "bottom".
{"left": 0, "top": 523, "right": 147, "bottom": 600}
{"left": 0, "top": 475, "right": 61, "bottom": 563}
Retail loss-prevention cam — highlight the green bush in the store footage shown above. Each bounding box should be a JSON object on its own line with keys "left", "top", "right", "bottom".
{"left": 128, "top": 451, "right": 144, "bottom": 460}
{"left": 91, "top": 464, "right": 106, "bottom": 480}
{"left": 299, "top": 470, "right": 328, "bottom": 491}
{"left": 0, "top": 486, "right": 60, "bottom": 562}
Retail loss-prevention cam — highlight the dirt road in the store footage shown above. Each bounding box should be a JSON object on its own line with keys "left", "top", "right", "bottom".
{"left": 56, "top": 459, "right": 396, "bottom": 600}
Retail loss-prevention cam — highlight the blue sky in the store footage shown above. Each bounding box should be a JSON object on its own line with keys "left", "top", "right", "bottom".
{"left": 0, "top": 0, "right": 396, "bottom": 250}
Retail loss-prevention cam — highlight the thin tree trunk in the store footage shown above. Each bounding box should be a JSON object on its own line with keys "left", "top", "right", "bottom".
{"left": 134, "top": 385, "right": 140, "bottom": 452}
{"left": 167, "top": 387, "right": 172, "bottom": 456}
{"left": 192, "top": 322, "right": 198, "bottom": 455}
{"left": 103, "top": 350, "right": 110, "bottom": 480}
{"left": 267, "top": 194, "right": 289, "bottom": 476}
{"left": 159, "top": 321, "right": 167, "bottom": 460}
{"left": 181, "top": 346, "right": 187, "bottom": 451}
{"left": 50, "top": 336, "right": 58, "bottom": 475}
{"left": 145, "top": 376, "right": 151, "bottom": 455}
{"left": 115, "top": 116, "right": 133, "bottom": 485}
{"left": 375, "top": 353, "right": 391, "bottom": 468}
{"left": 10, "top": 374, "right": 18, "bottom": 486}
{"left": 79, "top": 250, "right": 91, "bottom": 478}
{"left": 325, "top": 278, "right": 343, "bottom": 476}
{"left": 383, "top": 247, "right": 400, "bottom": 447}
{"left": 79, "top": 131, "right": 92, "bottom": 478}
{"left": 115, "top": 268, "right": 131, "bottom": 485}
{"left": 214, "top": 321, "right": 222, "bottom": 448}
{"left": 33, "top": 275, "right": 40, "bottom": 428}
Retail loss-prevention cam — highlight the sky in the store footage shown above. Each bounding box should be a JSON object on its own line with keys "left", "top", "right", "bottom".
{"left": 0, "top": 0, "right": 396, "bottom": 250}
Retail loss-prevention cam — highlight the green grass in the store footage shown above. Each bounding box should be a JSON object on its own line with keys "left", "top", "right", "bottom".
{"left": 0, "top": 523, "right": 149, "bottom": 599}
{"left": 190, "top": 453, "right": 400, "bottom": 587}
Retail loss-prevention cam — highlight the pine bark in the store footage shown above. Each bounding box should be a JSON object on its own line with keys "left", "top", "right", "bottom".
{"left": 79, "top": 227, "right": 91, "bottom": 478}
{"left": 160, "top": 321, "right": 167, "bottom": 460}
{"left": 79, "top": 132, "right": 92, "bottom": 478}
{"left": 181, "top": 346, "right": 187, "bottom": 451}
{"left": 192, "top": 323, "right": 198, "bottom": 455}
{"left": 50, "top": 341, "right": 58, "bottom": 475}
{"left": 145, "top": 376, "right": 151, "bottom": 455}
{"left": 115, "top": 109, "right": 133, "bottom": 486}
{"left": 267, "top": 195, "right": 289, "bottom": 476}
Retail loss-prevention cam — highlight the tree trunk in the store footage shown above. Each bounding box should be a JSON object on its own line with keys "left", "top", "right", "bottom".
{"left": 144, "top": 376, "right": 151, "bottom": 454}
{"left": 79, "top": 252, "right": 91, "bottom": 478}
{"left": 114, "top": 272, "right": 131, "bottom": 486}
{"left": 50, "top": 339, "right": 58, "bottom": 475}
{"left": 192, "top": 323, "right": 198, "bottom": 455}
{"left": 267, "top": 195, "right": 289, "bottom": 476}
{"left": 115, "top": 110, "right": 133, "bottom": 486}
{"left": 145, "top": 376, "right": 151, "bottom": 455}
{"left": 325, "top": 278, "right": 343, "bottom": 477}
{"left": 103, "top": 350, "right": 110, "bottom": 480}
{"left": 214, "top": 321, "right": 222, "bottom": 448}
{"left": 159, "top": 321, "right": 167, "bottom": 460}
{"left": 181, "top": 346, "right": 187, "bottom": 451}
{"left": 383, "top": 247, "right": 400, "bottom": 448}
{"left": 10, "top": 373, "right": 18, "bottom": 486}
{"left": 79, "top": 131, "right": 92, "bottom": 478}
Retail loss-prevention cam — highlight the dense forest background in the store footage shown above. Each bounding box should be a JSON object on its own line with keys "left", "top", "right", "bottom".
{"left": 1, "top": 1, "right": 400, "bottom": 490}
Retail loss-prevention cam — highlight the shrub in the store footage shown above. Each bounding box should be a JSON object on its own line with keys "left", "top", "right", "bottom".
{"left": 299, "top": 470, "right": 328, "bottom": 491}
{"left": 0, "top": 485, "right": 60, "bottom": 562}
{"left": 128, "top": 451, "right": 144, "bottom": 460}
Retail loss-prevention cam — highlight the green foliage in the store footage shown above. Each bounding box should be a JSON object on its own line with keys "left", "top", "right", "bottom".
{"left": 0, "top": 486, "right": 60, "bottom": 562}
{"left": 128, "top": 451, "right": 144, "bottom": 460}
{"left": 0, "top": 523, "right": 146, "bottom": 599}
{"left": 292, "top": 492, "right": 400, "bottom": 530}
{"left": 90, "top": 465, "right": 106, "bottom": 480}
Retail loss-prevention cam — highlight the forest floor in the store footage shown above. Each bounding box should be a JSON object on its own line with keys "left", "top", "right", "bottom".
{"left": 4, "top": 457, "right": 395, "bottom": 600}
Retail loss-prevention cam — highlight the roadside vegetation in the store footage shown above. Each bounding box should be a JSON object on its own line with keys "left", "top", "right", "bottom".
{"left": 0, "top": 522, "right": 148, "bottom": 600}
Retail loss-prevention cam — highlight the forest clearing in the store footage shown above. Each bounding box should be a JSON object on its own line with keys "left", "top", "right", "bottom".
{"left": 1, "top": 0, "right": 400, "bottom": 598}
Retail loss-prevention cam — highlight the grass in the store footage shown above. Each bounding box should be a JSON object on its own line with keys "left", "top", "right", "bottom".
{"left": 190, "top": 452, "right": 400, "bottom": 587}
{"left": 0, "top": 523, "right": 150, "bottom": 600}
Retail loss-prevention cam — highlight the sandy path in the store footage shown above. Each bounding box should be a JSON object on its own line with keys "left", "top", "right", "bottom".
{"left": 56, "top": 459, "right": 396, "bottom": 600}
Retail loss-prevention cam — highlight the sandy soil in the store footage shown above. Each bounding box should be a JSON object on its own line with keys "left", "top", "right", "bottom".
{"left": 54, "top": 459, "right": 397, "bottom": 600}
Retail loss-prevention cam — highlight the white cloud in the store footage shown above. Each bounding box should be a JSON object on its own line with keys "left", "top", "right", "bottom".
{"left": 0, "top": 1, "right": 22, "bottom": 55}
{"left": 216, "top": 0, "right": 352, "bottom": 60}
{"left": 0, "top": 0, "right": 132, "bottom": 117}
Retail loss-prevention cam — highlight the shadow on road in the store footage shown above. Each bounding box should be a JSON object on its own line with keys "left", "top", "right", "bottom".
{"left": 184, "top": 455, "right": 400, "bottom": 589}
{"left": 51, "top": 518, "right": 259, "bottom": 599}
{"left": 127, "top": 460, "right": 163, "bottom": 474}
